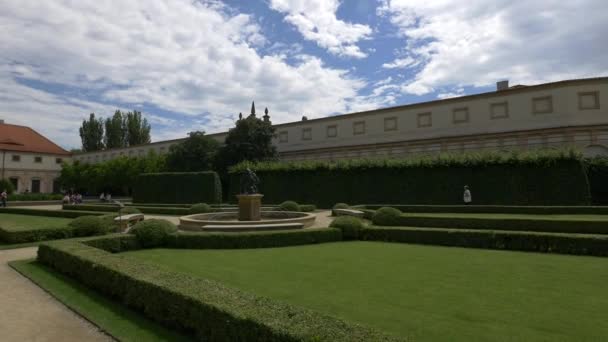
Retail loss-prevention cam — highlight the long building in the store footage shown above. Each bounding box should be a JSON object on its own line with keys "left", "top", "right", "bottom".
{"left": 0, "top": 120, "right": 70, "bottom": 193}
{"left": 73, "top": 76, "right": 608, "bottom": 164}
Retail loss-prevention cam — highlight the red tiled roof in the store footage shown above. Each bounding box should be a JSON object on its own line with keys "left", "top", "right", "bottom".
{"left": 0, "top": 123, "right": 70, "bottom": 155}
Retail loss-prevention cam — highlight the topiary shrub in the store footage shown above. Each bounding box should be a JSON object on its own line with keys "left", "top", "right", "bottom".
{"left": 279, "top": 201, "right": 300, "bottom": 212}
{"left": 130, "top": 219, "right": 177, "bottom": 247}
{"left": 372, "top": 207, "right": 403, "bottom": 226}
{"left": 0, "top": 179, "right": 15, "bottom": 195}
{"left": 99, "top": 213, "right": 120, "bottom": 232}
{"left": 69, "top": 216, "right": 109, "bottom": 237}
{"left": 298, "top": 204, "right": 317, "bottom": 212}
{"left": 333, "top": 203, "right": 350, "bottom": 210}
{"left": 119, "top": 207, "right": 142, "bottom": 215}
{"left": 330, "top": 216, "right": 364, "bottom": 240}
{"left": 190, "top": 203, "right": 212, "bottom": 214}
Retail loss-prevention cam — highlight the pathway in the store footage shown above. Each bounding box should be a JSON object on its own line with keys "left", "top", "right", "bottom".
{"left": 0, "top": 247, "right": 112, "bottom": 342}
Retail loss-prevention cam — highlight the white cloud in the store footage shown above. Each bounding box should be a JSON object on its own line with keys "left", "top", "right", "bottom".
{"left": 382, "top": 56, "right": 417, "bottom": 69}
{"left": 269, "top": 0, "right": 372, "bottom": 58}
{"left": 378, "top": 0, "right": 608, "bottom": 95}
{"left": 0, "top": 0, "right": 370, "bottom": 148}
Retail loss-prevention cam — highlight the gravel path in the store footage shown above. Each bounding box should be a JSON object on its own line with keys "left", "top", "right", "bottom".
{"left": 0, "top": 247, "right": 112, "bottom": 342}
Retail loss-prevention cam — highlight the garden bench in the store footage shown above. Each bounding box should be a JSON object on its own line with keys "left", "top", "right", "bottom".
{"left": 114, "top": 213, "right": 144, "bottom": 231}
{"left": 333, "top": 208, "right": 365, "bottom": 218}
{"left": 200, "top": 222, "right": 304, "bottom": 232}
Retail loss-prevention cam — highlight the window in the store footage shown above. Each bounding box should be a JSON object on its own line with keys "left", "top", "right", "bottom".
{"left": 532, "top": 96, "right": 553, "bottom": 114}
{"left": 326, "top": 125, "right": 337, "bottom": 138}
{"left": 11, "top": 155, "right": 20, "bottom": 162}
{"left": 490, "top": 102, "right": 509, "bottom": 119}
{"left": 453, "top": 107, "right": 470, "bottom": 123}
{"left": 384, "top": 117, "right": 398, "bottom": 132}
{"left": 34, "top": 156, "right": 42, "bottom": 163}
{"left": 279, "top": 131, "right": 288, "bottom": 143}
{"left": 353, "top": 121, "right": 365, "bottom": 135}
{"left": 9, "top": 177, "right": 18, "bottom": 191}
{"left": 578, "top": 91, "right": 600, "bottom": 110}
{"left": 31, "top": 179, "right": 41, "bottom": 193}
{"left": 302, "top": 128, "right": 312, "bottom": 141}
{"left": 55, "top": 158, "right": 63, "bottom": 164}
{"left": 417, "top": 112, "right": 432, "bottom": 128}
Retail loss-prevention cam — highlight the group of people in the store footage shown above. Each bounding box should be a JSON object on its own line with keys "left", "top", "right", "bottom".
{"left": 62, "top": 192, "right": 83, "bottom": 205}
{"left": 99, "top": 192, "right": 112, "bottom": 202}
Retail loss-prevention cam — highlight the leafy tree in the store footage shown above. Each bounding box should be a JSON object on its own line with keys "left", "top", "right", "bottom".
{"left": 166, "top": 131, "right": 220, "bottom": 172}
{"left": 104, "top": 110, "right": 127, "bottom": 148}
{"left": 216, "top": 103, "right": 277, "bottom": 171}
{"left": 125, "top": 110, "right": 151, "bottom": 146}
{"left": 79, "top": 113, "right": 104, "bottom": 152}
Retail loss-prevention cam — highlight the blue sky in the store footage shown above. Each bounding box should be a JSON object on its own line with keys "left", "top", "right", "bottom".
{"left": 1, "top": 0, "right": 607, "bottom": 149}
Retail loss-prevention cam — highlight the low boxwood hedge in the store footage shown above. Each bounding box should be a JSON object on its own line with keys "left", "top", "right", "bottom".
{"left": 63, "top": 204, "right": 191, "bottom": 216}
{"left": 37, "top": 238, "right": 399, "bottom": 341}
{"left": 361, "top": 226, "right": 608, "bottom": 257}
{"left": 330, "top": 216, "right": 364, "bottom": 240}
{"left": 374, "top": 214, "right": 608, "bottom": 235}
{"left": 0, "top": 207, "right": 104, "bottom": 218}
{"left": 356, "top": 204, "right": 608, "bottom": 215}
{"left": 0, "top": 226, "right": 73, "bottom": 244}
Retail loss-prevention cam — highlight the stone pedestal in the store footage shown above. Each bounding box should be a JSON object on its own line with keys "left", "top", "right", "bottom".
{"left": 237, "top": 194, "right": 264, "bottom": 221}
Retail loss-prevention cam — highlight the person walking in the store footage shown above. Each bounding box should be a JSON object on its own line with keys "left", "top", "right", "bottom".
{"left": 0, "top": 189, "right": 8, "bottom": 208}
{"left": 463, "top": 185, "right": 472, "bottom": 205}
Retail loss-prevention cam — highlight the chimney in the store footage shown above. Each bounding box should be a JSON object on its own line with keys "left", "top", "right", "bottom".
{"left": 496, "top": 80, "right": 509, "bottom": 91}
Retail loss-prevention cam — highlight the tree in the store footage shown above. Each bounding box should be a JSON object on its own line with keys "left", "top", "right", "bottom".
{"left": 104, "top": 110, "right": 127, "bottom": 149}
{"left": 125, "top": 110, "right": 151, "bottom": 146}
{"left": 166, "top": 131, "right": 219, "bottom": 171}
{"left": 216, "top": 102, "right": 277, "bottom": 171}
{"left": 79, "top": 113, "right": 104, "bottom": 152}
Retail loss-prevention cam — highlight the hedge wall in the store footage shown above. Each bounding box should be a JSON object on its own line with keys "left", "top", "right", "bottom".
{"left": 0, "top": 208, "right": 104, "bottom": 218}
{"left": 354, "top": 204, "right": 608, "bottom": 215}
{"left": 586, "top": 157, "right": 608, "bottom": 204}
{"left": 230, "top": 150, "right": 591, "bottom": 208}
{"left": 63, "top": 204, "right": 192, "bottom": 216}
{"left": 133, "top": 172, "right": 222, "bottom": 204}
{"left": 0, "top": 226, "right": 73, "bottom": 244}
{"left": 38, "top": 239, "right": 400, "bottom": 341}
{"left": 361, "top": 227, "right": 608, "bottom": 257}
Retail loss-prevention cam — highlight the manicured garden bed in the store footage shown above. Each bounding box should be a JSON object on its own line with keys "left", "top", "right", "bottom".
{"left": 121, "top": 241, "right": 608, "bottom": 341}
{"left": 0, "top": 214, "right": 73, "bottom": 243}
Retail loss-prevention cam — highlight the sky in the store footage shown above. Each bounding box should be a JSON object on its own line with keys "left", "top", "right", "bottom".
{"left": 1, "top": 0, "right": 607, "bottom": 149}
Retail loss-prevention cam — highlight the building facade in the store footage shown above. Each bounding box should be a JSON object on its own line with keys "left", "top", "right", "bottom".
{"left": 0, "top": 121, "right": 71, "bottom": 193}
{"left": 73, "top": 77, "right": 608, "bottom": 164}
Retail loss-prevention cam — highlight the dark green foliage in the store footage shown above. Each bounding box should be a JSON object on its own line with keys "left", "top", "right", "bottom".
{"left": 82, "top": 234, "right": 141, "bottom": 253}
{"left": 104, "top": 110, "right": 127, "bottom": 148}
{"left": 69, "top": 216, "right": 109, "bottom": 237}
{"left": 190, "top": 203, "right": 211, "bottom": 214}
{"left": 279, "top": 200, "right": 300, "bottom": 211}
{"left": 118, "top": 207, "right": 141, "bottom": 215}
{"left": 298, "top": 204, "right": 317, "bottom": 212}
{"left": 333, "top": 203, "right": 350, "bottom": 210}
{"left": 229, "top": 149, "right": 591, "bottom": 207}
{"left": 37, "top": 239, "right": 399, "bottom": 341}
{"left": 130, "top": 219, "right": 177, "bottom": 247}
{"left": 0, "top": 226, "right": 72, "bottom": 244}
{"left": 372, "top": 207, "right": 403, "bottom": 226}
{"left": 0, "top": 207, "right": 104, "bottom": 218}
{"left": 166, "top": 131, "right": 219, "bottom": 172}
{"left": 586, "top": 157, "right": 608, "bottom": 204}
{"left": 361, "top": 227, "right": 608, "bottom": 257}
{"left": 330, "top": 216, "right": 364, "bottom": 240}
{"left": 7, "top": 193, "right": 63, "bottom": 201}
{"left": 79, "top": 113, "right": 104, "bottom": 152}
{"left": 168, "top": 229, "right": 343, "bottom": 249}
{"left": 373, "top": 213, "right": 608, "bottom": 234}
{"left": 125, "top": 110, "right": 151, "bottom": 146}
{"left": 63, "top": 204, "right": 192, "bottom": 216}
{"left": 99, "top": 214, "right": 119, "bottom": 232}
{"left": 0, "top": 179, "right": 15, "bottom": 194}
{"left": 357, "top": 204, "right": 608, "bottom": 215}
{"left": 133, "top": 172, "right": 222, "bottom": 204}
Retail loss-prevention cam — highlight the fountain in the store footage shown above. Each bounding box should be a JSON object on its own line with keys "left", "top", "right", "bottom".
{"left": 179, "top": 168, "right": 316, "bottom": 232}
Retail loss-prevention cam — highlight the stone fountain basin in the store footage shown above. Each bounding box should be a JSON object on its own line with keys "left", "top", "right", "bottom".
{"left": 179, "top": 211, "right": 316, "bottom": 232}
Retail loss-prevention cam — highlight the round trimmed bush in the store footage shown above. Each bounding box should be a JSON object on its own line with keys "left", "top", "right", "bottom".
{"left": 298, "top": 204, "right": 317, "bottom": 212}
{"left": 69, "top": 215, "right": 109, "bottom": 237}
{"left": 279, "top": 200, "right": 300, "bottom": 212}
{"left": 372, "top": 207, "right": 403, "bottom": 226}
{"left": 333, "top": 203, "right": 350, "bottom": 210}
{"left": 119, "top": 207, "right": 142, "bottom": 215}
{"left": 330, "top": 216, "right": 364, "bottom": 240}
{"left": 99, "top": 213, "right": 120, "bottom": 232}
{"left": 190, "top": 203, "right": 212, "bottom": 214}
{"left": 130, "top": 219, "right": 177, "bottom": 247}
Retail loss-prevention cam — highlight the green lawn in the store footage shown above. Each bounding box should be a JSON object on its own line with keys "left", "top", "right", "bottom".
{"left": 398, "top": 212, "right": 608, "bottom": 221}
{"left": 123, "top": 242, "right": 608, "bottom": 341}
{"left": 0, "top": 213, "right": 71, "bottom": 231}
{"left": 10, "top": 260, "right": 191, "bottom": 342}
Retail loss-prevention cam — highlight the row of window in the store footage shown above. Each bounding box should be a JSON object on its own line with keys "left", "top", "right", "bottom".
{"left": 7, "top": 177, "right": 59, "bottom": 193}
{"left": 10, "top": 155, "right": 63, "bottom": 164}
{"left": 278, "top": 91, "right": 601, "bottom": 143}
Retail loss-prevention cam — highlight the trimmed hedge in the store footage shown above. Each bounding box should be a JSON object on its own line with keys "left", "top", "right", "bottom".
{"left": 374, "top": 213, "right": 608, "bottom": 235}
{"left": 190, "top": 203, "right": 212, "bottom": 214}
{"left": 133, "top": 172, "right": 222, "bottom": 204}
{"left": 37, "top": 238, "right": 399, "bottom": 341}
{"left": 230, "top": 150, "right": 591, "bottom": 207}
{"left": 586, "top": 157, "right": 608, "bottom": 205}
{"left": 361, "top": 226, "right": 608, "bottom": 257}
{"left": 355, "top": 204, "right": 608, "bottom": 215}
{"left": 69, "top": 216, "right": 109, "bottom": 237}
{"left": 0, "top": 207, "right": 104, "bottom": 218}
{"left": 330, "top": 216, "right": 364, "bottom": 240}
{"left": 131, "top": 219, "right": 178, "bottom": 247}
{"left": 168, "top": 228, "right": 342, "bottom": 249}
{"left": 63, "top": 204, "right": 191, "bottom": 216}
{"left": 0, "top": 226, "right": 73, "bottom": 244}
